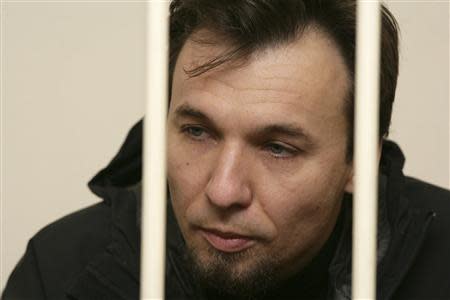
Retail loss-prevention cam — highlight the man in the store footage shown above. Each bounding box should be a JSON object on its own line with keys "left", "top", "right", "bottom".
{"left": 3, "top": 1, "right": 450, "bottom": 299}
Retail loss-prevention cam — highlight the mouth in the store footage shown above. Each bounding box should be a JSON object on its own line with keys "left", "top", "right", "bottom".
{"left": 199, "top": 228, "right": 256, "bottom": 253}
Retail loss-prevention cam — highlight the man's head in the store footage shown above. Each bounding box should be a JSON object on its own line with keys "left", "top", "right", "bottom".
{"left": 166, "top": 0, "right": 399, "bottom": 298}
{"left": 169, "top": 0, "right": 399, "bottom": 160}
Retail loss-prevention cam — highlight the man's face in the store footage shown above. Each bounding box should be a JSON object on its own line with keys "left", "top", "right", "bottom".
{"left": 167, "top": 28, "right": 353, "bottom": 295}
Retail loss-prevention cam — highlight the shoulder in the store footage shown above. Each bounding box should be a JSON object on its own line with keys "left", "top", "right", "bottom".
{"left": 31, "top": 202, "right": 113, "bottom": 296}
{"left": 403, "top": 176, "right": 450, "bottom": 248}
{"left": 403, "top": 176, "right": 450, "bottom": 214}
{"left": 31, "top": 200, "right": 112, "bottom": 268}
{"left": 395, "top": 177, "right": 450, "bottom": 299}
{"left": 3, "top": 201, "right": 114, "bottom": 299}
{"left": 32, "top": 201, "right": 112, "bottom": 248}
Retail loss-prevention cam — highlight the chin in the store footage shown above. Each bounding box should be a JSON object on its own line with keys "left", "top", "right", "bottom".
{"left": 183, "top": 241, "right": 283, "bottom": 299}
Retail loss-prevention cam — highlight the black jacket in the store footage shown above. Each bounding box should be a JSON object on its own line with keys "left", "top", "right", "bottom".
{"left": 3, "top": 120, "right": 450, "bottom": 300}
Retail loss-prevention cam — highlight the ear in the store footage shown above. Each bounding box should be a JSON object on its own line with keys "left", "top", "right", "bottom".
{"left": 344, "top": 168, "right": 354, "bottom": 193}
{"left": 344, "top": 143, "right": 383, "bottom": 194}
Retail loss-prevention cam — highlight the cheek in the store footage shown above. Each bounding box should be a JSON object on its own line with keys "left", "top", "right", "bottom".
{"left": 167, "top": 149, "right": 203, "bottom": 235}
{"left": 167, "top": 136, "right": 212, "bottom": 211}
{"left": 258, "top": 178, "right": 343, "bottom": 269}
{"left": 259, "top": 170, "right": 323, "bottom": 218}
{"left": 258, "top": 161, "right": 346, "bottom": 242}
{"left": 263, "top": 188, "right": 326, "bottom": 242}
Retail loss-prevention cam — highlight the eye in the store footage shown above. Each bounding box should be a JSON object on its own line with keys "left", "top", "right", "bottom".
{"left": 181, "top": 125, "right": 210, "bottom": 140}
{"left": 265, "top": 142, "right": 298, "bottom": 158}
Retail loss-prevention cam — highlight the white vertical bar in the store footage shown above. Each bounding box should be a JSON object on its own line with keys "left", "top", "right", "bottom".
{"left": 352, "top": 1, "right": 382, "bottom": 300}
{"left": 0, "top": 0, "right": 4, "bottom": 292}
{"left": 140, "top": 1, "right": 170, "bottom": 300}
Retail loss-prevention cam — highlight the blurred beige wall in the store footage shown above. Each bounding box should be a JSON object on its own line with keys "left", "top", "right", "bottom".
{"left": 1, "top": 1, "right": 449, "bottom": 292}
{"left": 1, "top": 3, "right": 146, "bottom": 290}
{"left": 387, "top": 2, "right": 449, "bottom": 190}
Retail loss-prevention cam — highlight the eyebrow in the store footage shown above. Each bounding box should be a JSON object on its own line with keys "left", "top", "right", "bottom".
{"left": 174, "top": 103, "right": 211, "bottom": 122}
{"left": 173, "top": 103, "right": 219, "bottom": 133}
{"left": 256, "top": 124, "right": 311, "bottom": 139}
{"left": 173, "top": 103, "right": 315, "bottom": 146}
{"left": 175, "top": 103, "right": 214, "bottom": 126}
{"left": 253, "top": 124, "right": 315, "bottom": 147}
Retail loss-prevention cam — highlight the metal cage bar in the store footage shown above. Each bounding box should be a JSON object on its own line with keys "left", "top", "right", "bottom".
{"left": 352, "top": 1, "right": 382, "bottom": 299}
{"left": 141, "top": 1, "right": 170, "bottom": 300}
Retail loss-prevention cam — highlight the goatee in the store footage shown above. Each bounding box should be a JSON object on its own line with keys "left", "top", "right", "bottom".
{"left": 183, "top": 243, "right": 283, "bottom": 300}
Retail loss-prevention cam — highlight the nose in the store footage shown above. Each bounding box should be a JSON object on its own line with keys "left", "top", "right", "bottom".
{"left": 205, "top": 142, "right": 252, "bottom": 209}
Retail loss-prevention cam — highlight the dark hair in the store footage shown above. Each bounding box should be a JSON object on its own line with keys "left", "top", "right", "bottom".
{"left": 169, "top": 0, "right": 399, "bottom": 161}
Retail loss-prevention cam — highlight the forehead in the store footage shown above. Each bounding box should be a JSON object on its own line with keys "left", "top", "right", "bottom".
{"left": 170, "top": 28, "right": 350, "bottom": 140}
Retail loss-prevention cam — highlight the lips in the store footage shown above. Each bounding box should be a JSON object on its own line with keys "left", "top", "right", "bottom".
{"left": 200, "top": 228, "right": 256, "bottom": 253}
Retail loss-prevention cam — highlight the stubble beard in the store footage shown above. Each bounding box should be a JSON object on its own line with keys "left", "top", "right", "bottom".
{"left": 184, "top": 242, "right": 283, "bottom": 300}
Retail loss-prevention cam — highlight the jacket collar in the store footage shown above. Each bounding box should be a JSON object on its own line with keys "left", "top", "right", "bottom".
{"left": 65, "top": 120, "right": 144, "bottom": 299}
{"left": 65, "top": 186, "right": 141, "bottom": 300}
{"left": 376, "top": 141, "right": 435, "bottom": 299}
{"left": 328, "top": 140, "right": 435, "bottom": 300}
{"left": 66, "top": 179, "right": 197, "bottom": 300}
